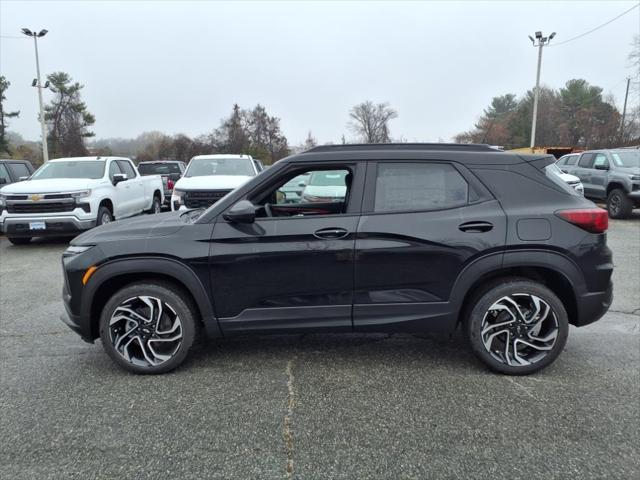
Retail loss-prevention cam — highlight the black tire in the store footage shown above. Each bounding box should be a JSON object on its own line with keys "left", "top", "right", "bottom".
{"left": 465, "top": 277, "right": 569, "bottom": 375}
{"left": 7, "top": 236, "right": 32, "bottom": 245}
{"left": 98, "top": 281, "right": 197, "bottom": 374}
{"left": 148, "top": 194, "right": 162, "bottom": 214}
{"left": 607, "top": 188, "right": 633, "bottom": 219}
{"left": 96, "top": 205, "right": 113, "bottom": 226}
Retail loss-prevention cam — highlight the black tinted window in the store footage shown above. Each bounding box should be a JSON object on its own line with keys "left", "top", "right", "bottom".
{"left": 117, "top": 160, "right": 136, "bottom": 179}
{"left": 7, "top": 163, "right": 31, "bottom": 178}
{"left": 578, "top": 153, "right": 595, "bottom": 168}
{"left": 374, "top": 163, "right": 468, "bottom": 212}
{"left": 138, "top": 163, "right": 181, "bottom": 175}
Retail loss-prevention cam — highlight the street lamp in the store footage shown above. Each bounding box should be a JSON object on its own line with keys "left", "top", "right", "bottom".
{"left": 22, "top": 27, "right": 50, "bottom": 162}
{"left": 528, "top": 31, "right": 556, "bottom": 151}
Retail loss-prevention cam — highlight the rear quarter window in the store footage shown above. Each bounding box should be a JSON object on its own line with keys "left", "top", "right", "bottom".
{"left": 374, "top": 162, "right": 469, "bottom": 212}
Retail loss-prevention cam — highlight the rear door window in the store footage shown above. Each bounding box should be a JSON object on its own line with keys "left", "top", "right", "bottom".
{"left": 374, "top": 163, "right": 469, "bottom": 212}
{"left": 578, "top": 153, "right": 595, "bottom": 168}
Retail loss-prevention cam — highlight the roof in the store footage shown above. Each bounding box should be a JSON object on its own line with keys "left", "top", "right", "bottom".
{"left": 191, "top": 154, "right": 253, "bottom": 160}
{"left": 48, "top": 156, "right": 130, "bottom": 162}
{"left": 290, "top": 143, "right": 547, "bottom": 166}
{"left": 307, "top": 143, "right": 500, "bottom": 153}
{"left": 138, "top": 160, "right": 182, "bottom": 163}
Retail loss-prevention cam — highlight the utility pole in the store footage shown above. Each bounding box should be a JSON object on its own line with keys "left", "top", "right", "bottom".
{"left": 620, "top": 77, "right": 631, "bottom": 143}
{"left": 528, "top": 31, "right": 556, "bottom": 152}
{"left": 21, "top": 28, "right": 49, "bottom": 162}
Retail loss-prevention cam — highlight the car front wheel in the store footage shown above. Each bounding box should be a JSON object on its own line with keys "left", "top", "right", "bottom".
{"left": 99, "top": 282, "right": 197, "bottom": 374}
{"left": 607, "top": 188, "right": 633, "bottom": 219}
{"left": 466, "top": 278, "right": 569, "bottom": 375}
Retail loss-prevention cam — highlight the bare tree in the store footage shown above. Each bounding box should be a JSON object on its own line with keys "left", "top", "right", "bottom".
{"left": 348, "top": 101, "right": 398, "bottom": 143}
{"left": 303, "top": 131, "right": 317, "bottom": 150}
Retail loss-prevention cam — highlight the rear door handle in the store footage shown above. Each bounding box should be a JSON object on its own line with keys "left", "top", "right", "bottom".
{"left": 459, "top": 221, "right": 493, "bottom": 233}
{"left": 313, "top": 227, "right": 349, "bottom": 239}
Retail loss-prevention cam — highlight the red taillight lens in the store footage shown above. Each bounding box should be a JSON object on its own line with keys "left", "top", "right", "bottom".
{"left": 556, "top": 208, "right": 608, "bottom": 234}
{"left": 167, "top": 179, "right": 174, "bottom": 190}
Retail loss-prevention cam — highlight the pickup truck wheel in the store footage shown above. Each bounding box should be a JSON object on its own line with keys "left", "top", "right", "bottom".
{"left": 465, "top": 278, "right": 568, "bottom": 375}
{"left": 97, "top": 206, "right": 113, "bottom": 226}
{"left": 607, "top": 189, "right": 633, "bottom": 219}
{"left": 99, "top": 282, "right": 197, "bottom": 374}
{"left": 7, "top": 236, "right": 32, "bottom": 245}
{"left": 149, "top": 195, "right": 162, "bottom": 214}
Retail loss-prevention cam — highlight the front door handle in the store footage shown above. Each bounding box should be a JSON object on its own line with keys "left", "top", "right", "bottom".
{"left": 459, "top": 221, "right": 493, "bottom": 233}
{"left": 313, "top": 227, "right": 349, "bottom": 239}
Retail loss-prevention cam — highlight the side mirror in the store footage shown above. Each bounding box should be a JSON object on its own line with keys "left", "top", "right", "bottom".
{"left": 18, "top": 176, "right": 29, "bottom": 181}
{"left": 594, "top": 164, "right": 609, "bottom": 171}
{"left": 223, "top": 200, "right": 256, "bottom": 223}
{"left": 112, "top": 173, "right": 127, "bottom": 185}
{"left": 298, "top": 181, "right": 306, "bottom": 187}
{"left": 0, "top": 177, "right": 7, "bottom": 185}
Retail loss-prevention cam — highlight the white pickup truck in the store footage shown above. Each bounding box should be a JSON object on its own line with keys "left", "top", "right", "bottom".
{"left": 0, "top": 156, "right": 164, "bottom": 245}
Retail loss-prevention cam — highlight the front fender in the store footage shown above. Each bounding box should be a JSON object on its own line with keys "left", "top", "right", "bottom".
{"left": 82, "top": 256, "right": 220, "bottom": 339}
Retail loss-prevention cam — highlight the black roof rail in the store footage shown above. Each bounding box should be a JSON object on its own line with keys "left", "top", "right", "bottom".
{"left": 305, "top": 143, "right": 503, "bottom": 153}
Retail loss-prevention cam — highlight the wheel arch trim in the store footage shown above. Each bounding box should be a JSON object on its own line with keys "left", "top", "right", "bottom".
{"left": 81, "top": 256, "right": 220, "bottom": 340}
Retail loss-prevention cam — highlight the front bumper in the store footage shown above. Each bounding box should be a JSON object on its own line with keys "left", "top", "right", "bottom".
{"left": 574, "top": 282, "right": 613, "bottom": 327}
{"left": 2, "top": 216, "right": 96, "bottom": 237}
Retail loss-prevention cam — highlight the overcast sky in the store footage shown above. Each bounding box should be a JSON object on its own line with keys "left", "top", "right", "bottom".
{"left": 1, "top": 0, "right": 638, "bottom": 146}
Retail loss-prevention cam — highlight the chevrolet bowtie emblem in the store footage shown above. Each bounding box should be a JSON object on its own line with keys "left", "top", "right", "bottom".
{"left": 29, "top": 194, "right": 43, "bottom": 202}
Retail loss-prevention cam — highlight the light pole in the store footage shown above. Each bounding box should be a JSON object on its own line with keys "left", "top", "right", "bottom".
{"left": 22, "top": 28, "right": 49, "bottom": 162}
{"left": 528, "top": 31, "right": 555, "bottom": 151}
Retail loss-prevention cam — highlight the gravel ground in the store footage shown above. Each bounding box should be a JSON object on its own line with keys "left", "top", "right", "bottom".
{"left": 0, "top": 214, "right": 638, "bottom": 479}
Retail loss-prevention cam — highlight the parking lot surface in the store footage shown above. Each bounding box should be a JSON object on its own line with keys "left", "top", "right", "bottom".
{"left": 1, "top": 215, "right": 639, "bottom": 479}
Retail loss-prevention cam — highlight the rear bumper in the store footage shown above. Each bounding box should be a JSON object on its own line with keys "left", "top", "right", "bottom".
{"left": 1, "top": 216, "right": 96, "bottom": 237}
{"left": 573, "top": 282, "right": 613, "bottom": 327}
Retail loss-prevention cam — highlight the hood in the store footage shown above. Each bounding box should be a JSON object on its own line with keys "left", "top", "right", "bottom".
{"left": 72, "top": 211, "right": 186, "bottom": 244}
{"left": 174, "top": 175, "right": 252, "bottom": 191}
{"left": 559, "top": 172, "right": 580, "bottom": 183}
{"left": 615, "top": 166, "right": 640, "bottom": 176}
{"left": 0, "top": 178, "right": 97, "bottom": 194}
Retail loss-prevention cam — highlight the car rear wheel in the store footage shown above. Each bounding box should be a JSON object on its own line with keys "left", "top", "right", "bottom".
{"left": 7, "top": 236, "right": 32, "bottom": 245}
{"left": 465, "top": 278, "right": 569, "bottom": 375}
{"left": 607, "top": 188, "right": 633, "bottom": 219}
{"left": 149, "top": 194, "right": 162, "bottom": 214}
{"left": 99, "top": 282, "right": 197, "bottom": 374}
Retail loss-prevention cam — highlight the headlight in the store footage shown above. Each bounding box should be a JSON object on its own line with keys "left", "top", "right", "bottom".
{"left": 0, "top": 194, "right": 5, "bottom": 207}
{"left": 172, "top": 189, "right": 185, "bottom": 199}
{"left": 629, "top": 175, "right": 640, "bottom": 181}
{"left": 70, "top": 190, "right": 91, "bottom": 199}
{"left": 63, "top": 245, "right": 94, "bottom": 256}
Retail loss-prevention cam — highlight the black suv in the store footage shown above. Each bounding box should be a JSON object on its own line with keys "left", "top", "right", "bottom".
{"left": 61, "top": 144, "right": 613, "bottom": 375}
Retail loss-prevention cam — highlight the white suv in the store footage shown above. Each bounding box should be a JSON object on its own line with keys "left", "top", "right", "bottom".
{"left": 0, "top": 156, "right": 164, "bottom": 245}
{"left": 171, "top": 154, "right": 262, "bottom": 211}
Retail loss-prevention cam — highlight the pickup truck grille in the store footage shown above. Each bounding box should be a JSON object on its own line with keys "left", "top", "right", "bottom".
{"left": 184, "top": 190, "right": 232, "bottom": 209}
{"left": 7, "top": 202, "right": 76, "bottom": 214}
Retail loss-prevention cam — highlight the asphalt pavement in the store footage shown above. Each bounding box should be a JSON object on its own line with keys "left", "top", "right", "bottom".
{"left": 0, "top": 214, "right": 638, "bottom": 479}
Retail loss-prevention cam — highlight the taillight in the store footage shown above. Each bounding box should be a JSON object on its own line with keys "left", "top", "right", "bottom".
{"left": 167, "top": 179, "right": 174, "bottom": 190}
{"left": 556, "top": 208, "right": 608, "bottom": 233}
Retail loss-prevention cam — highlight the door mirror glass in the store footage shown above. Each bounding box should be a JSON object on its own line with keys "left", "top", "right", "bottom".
{"left": 112, "top": 173, "right": 127, "bottom": 185}
{"left": 223, "top": 200, "right": 256, "bottom": 223}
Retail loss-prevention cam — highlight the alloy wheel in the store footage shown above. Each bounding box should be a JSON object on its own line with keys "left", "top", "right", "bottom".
{"left": 153, "top": 198, "right": 161, "bottom": 214}
{"left": 101, "top": 212, "right": 112, "bottom": 224}
{"left": 480, "top": 293, "right": 558, "bottom": 367}
{"left": 609, "top": 194, "right": 621, "bottom": 216}
{"left": 108, "top": 295, "right": 183, "bottom": 367}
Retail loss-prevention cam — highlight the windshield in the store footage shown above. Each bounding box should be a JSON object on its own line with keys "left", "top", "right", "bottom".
{"left": 185, "top": 158, "right": 255, "bottom": 177}
{"left": 611, "top": 151, "right": 640, "bottom": 168}
{"left": 138, "top": 163, "right": 181, "bottom": 175}
{"left": 308, "top": 170, "right": 347, "bottom": 186}
{"left": 31, "top": 160, "right": 106, "bottom": 180}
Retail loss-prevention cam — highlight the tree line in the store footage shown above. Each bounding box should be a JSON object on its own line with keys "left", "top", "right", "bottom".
{"left": 0, "top": 34, "right": 637, "bottom": 165}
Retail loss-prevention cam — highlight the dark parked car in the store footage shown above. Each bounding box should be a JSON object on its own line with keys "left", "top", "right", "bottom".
{"left": 557, "top": 149, "right": 640, "bottom": 218}
{"left": 137, "top": 160, "right": 186, "bottom": 206}
{"left": 0, "top": 159, "right": 35, "bottom": 185}
{"left": 61, "top": 144, "right": 613, "bottom": 375}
